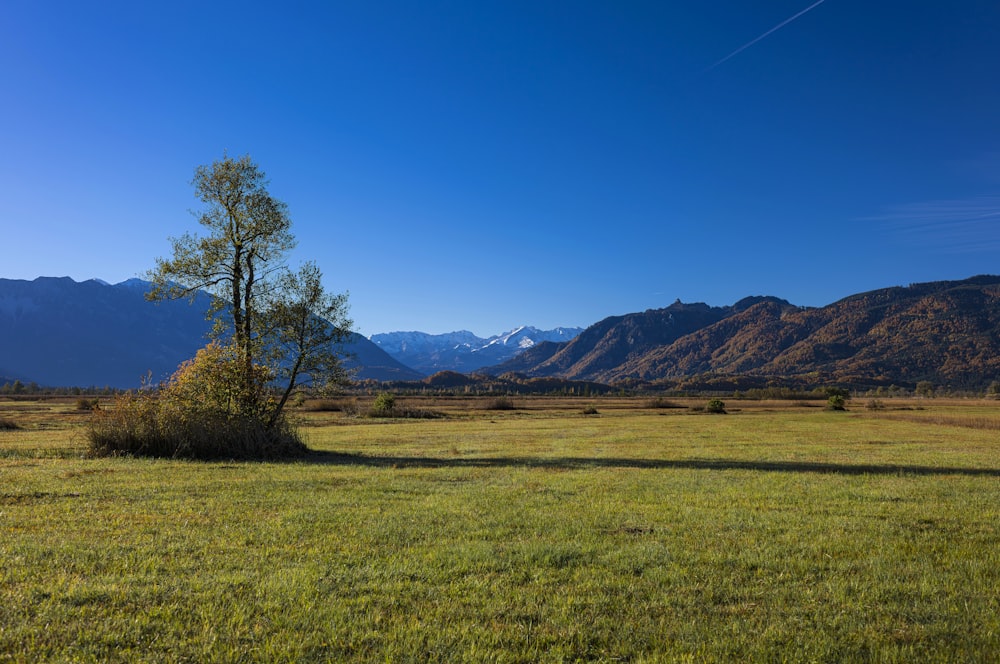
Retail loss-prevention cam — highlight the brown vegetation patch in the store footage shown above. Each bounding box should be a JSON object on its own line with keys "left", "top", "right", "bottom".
{"left": 303, "top": 399, "right": 351, "bottom": 412}
{"left": 0, "top": 491, "right": 81, "bottom": 505}
{"left": 879, "top": 413, "right": 1000, "bottom": 431}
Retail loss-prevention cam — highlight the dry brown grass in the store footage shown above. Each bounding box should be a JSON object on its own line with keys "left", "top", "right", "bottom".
{"left": 877, "top": 413, "right": 1000, "bottom": 431}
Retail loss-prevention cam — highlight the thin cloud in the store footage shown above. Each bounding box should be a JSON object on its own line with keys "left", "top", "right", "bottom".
{"left": 705, "top": 0, "right": 828, "bottom": 72}
{"left": 867, "top": 196, "right": 1000, "bottom": 253}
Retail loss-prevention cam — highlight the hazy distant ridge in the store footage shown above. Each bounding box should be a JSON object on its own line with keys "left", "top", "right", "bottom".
{"left": 0, "top": 277, "right": 422, "bottom": 388}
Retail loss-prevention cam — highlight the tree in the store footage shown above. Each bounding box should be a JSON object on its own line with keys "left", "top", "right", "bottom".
{"left": 705, "top": 398, "right": 726, "bottom": 414}
{"left": 264, "top": 261, "right": 352, "bottom": 426}
{"left": 146, "top": 153, "right": 351, "bottom": 432}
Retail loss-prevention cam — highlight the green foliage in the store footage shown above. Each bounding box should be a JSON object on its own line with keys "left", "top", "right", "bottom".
{"left": 915, "top": 380, "right": 935, "bottom": 398}
{"left": 147, "top": 156, "right": 350, "bottom": 407}
{"left": 371, "top": 392, "right": 396, "bottom": 417}
{"left": 826, "top": 394, "right": 847, "bottom": 411}
{"left": 134, "top": 154, "right": 352, "bottom": 457}
{"left": 705, "top": 398, "right": 727, "bottom": 414}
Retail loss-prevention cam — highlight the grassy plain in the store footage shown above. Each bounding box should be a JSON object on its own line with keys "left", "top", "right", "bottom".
{"left": 1, "top": 396, "right": 998, "bottom": 662}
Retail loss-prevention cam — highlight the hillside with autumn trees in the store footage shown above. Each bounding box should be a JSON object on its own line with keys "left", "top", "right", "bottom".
{"left": 486, "top": 276, "right": 1000, "bottom": 391}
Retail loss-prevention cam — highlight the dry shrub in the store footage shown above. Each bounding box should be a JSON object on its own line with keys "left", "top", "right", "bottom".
{"left": 485, "top": 397, "right": 515, "bottom": 411}
{"left": 86, "top": 391, "right": 306, "bottom": 460}
{"left": 646, "top": 397, "right": 682, "bottom": 409}
{"left": 303, "top": 399, "right": 348, "bottom": 412}
{"left": 86, "top": 343, "right": 307, "bottom": 460}
{"left": 881, "top": 413, "right": 1000, "bottom": 431}
{"left": 0, "top": 418, "right": 20, "bottom": 430}
{"left": 389, "top": 407, "right": 446, "bottom": 420}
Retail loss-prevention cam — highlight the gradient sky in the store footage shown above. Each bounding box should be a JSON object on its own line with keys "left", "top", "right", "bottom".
{"left": 3, "top": 1, "right": 999, "bottom": 336}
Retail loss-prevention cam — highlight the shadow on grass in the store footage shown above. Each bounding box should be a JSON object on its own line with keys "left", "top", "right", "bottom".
{"left": 303, "top": 451, "right": 1000, "bottom": 478}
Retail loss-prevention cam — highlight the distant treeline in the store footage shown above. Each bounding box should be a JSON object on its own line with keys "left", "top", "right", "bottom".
{"left": 354, "top": 372, "right": 1000, "bottom": 399}
{"left": 4, "top": 375, "right": 998, "bottom": 400}
{"left": 0, "top": 380, "right": 121, "bottom": 397}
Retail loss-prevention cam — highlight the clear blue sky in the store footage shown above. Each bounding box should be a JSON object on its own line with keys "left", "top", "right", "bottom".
{"left": 3, "top": 1, "right": 999, "bottom": 336}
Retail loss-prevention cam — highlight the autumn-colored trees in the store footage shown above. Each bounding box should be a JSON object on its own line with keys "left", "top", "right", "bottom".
{"left": 88, "top": 155, "right": 351, "bottom": 459}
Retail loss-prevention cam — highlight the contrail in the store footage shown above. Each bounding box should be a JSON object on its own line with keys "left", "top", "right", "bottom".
{"left": 705, "top": 0, "right": 828, "bottom": 72}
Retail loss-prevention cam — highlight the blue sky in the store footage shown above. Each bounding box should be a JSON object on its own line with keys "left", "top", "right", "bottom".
{"left": 3, "top": 1, "right": 999, "bottom": 336}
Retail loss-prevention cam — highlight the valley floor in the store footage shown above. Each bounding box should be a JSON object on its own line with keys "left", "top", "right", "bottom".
{"left": 1, "top": 396, "right": 998, "bottom": 661}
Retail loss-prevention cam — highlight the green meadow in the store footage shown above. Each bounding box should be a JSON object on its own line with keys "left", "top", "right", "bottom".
{"left": 1, "top": 397, "right": 998, "bottom": 662}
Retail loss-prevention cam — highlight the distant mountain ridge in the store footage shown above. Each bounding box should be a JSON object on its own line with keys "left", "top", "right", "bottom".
{"left": 5, "top": 275, "right": 999, "bottom": 391}
{"left": 370, "top": 326, "right": 583, "bottom": 375}
{"left": 485, "top": 276, "right": 1000, "bottom": 390}
{"left": 0, "top": 277, "right": 422, "bottom": 388}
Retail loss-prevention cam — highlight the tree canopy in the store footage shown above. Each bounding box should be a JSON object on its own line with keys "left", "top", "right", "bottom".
{"left": 142, "top": 156, "right": 351, "bottom": 440}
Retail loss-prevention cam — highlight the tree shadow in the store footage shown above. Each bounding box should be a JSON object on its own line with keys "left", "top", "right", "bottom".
{"left": 301, "top": 451, "right": 1000, "bottom": 478}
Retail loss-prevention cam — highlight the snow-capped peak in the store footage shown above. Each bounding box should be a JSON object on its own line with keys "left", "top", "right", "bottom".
{"left": 369, "top": 325, "right": 584, "bottom": 374}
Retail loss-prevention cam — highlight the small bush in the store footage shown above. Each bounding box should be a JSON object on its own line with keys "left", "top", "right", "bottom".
{"left": 865, "top": 399, "right": 885, "bottom": 411}
{"left": 76, "top": 398, "right": 100, "bottom": 411}
{"left": 826, "top": 395, "right": 847, "bottom": 411}
{"left": 370, "top": 392, "right": 396, "bottom": 417}
{"left": 365, "top": 393, "right": 443, "bottom": 419}
{"left": 582, "top": 406, "right": 599, "bottom": 415}
{"left": 0, "top": 417, "right": 20, "bottom": 430}
{"left": 485, "top": 397, "right": 515, "bottom": 411}
{"left": 705, "top": 399, "right": 727, "bottom": 414}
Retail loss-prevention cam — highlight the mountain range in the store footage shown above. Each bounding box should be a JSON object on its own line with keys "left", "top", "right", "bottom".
{"left": 3, "top": 275, "right": 999, "bottom": 391}
{"left": 370, "top": 327, "right": 583, "bottom": 375}
{"left": 0, "top": 277, "right": 422, "bottom": 388}
{"left": 484, "top": 276, "right": 1000, "bottom": 390}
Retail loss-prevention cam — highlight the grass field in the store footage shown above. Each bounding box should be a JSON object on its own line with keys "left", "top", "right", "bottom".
{"left": 1, "top": 396, "right": 998, "bottom": 662}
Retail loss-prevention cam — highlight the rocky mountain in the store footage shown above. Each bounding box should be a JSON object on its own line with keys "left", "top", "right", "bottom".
{"left": 485, "top": 276, "right": 1000, "bottom": 390}
{"left": 370, "top": 326, "right": 583, "bottom": 375}
{"left": 0, "top": 277, "right": 422, "bottom": 388}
